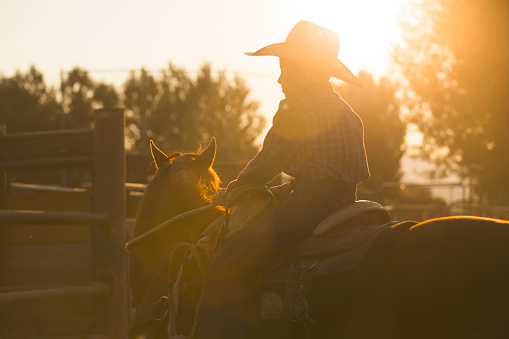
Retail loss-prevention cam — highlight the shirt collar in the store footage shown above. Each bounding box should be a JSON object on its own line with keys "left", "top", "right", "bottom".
{"left": 284, "top": 81, "right": 335, "bottom": 100}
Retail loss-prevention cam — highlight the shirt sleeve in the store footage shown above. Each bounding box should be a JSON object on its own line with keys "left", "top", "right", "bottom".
{"left": 235, "top": 99, "right": 308, "bottom": 185}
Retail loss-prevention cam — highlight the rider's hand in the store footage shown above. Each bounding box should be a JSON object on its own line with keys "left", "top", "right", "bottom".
{"left": 212, "top": 188, "right": 227, "bottom": 206}
{"left": 223, "top": 179, "right": 240, "bottom": 204}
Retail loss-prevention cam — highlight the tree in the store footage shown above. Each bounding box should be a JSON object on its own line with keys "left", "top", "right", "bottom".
{"left": 334, "top": 72, "right": 406, "bottom": 201}
{"left": 123, "top": 68, "right": 159, "bottom": 151}
{"left": 394, "top": 0, "right": 509, "bottom": 203}
{"left": 62, "top": 67, "right": 119, "bottom": 129}
{"left": 0, "top": 66, "right": 60, "bottom": 132}
{"left": 123, "top": 63, "right": 266, "bottom": 162}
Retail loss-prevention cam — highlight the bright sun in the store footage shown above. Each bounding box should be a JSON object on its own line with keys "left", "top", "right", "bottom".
{"left": 294, "top": 0, "right": 403, "bottom": 76}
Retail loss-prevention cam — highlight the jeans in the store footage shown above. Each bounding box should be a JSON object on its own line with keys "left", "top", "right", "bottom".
{"left": 196, "top": 186, "right": 355, "bottom": 339}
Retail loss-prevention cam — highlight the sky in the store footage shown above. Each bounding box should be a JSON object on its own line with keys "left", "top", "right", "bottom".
{"left": 0, "top": 0, "right": 403, "bottom": 117}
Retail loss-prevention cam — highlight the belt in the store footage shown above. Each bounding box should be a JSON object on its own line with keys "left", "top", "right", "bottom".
{"left": 290, "top": 178, "right": 356, "bottom": 206}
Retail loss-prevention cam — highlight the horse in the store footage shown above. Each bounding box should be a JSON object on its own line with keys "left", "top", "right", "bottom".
{"left": 127, "top": 138, "right": 509, "bottom": 339}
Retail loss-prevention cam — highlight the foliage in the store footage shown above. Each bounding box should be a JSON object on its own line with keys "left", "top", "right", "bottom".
{"left": 0, "top": 66, "right": 60, "bottom": 132}
{"left": 123, "top": 63, "right": 266, "bottom": 161}
{"left": 334, "top": 72, "right": 406, "bottom": 201}
{"left": 123, "top": 68, "right": 159, "bottom": 151}
{"left": 394, "top": 0, "right": 509, "bottom": 202}
{"left": 62, "top": 67, "right": 119, "bottom": 129}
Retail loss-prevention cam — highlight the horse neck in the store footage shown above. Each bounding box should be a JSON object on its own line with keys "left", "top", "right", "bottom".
{"left": 132, "top": 175, "right": 209, "bottom": 237}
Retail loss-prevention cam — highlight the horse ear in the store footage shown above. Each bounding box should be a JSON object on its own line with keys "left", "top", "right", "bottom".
{"left": 150, "top": 140, "right": 168, "bottom": 170}
{"left": 198, "top": 137, "right": 216, "bottom": 168}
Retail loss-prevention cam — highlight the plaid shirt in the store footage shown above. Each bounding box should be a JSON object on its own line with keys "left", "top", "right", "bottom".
{"left": 234, "top": 82, "right": 369, "bottom": 187}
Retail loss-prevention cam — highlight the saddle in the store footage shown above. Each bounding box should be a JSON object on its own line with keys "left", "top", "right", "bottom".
{"left": 258, "top": 200, "right": 397, "bottom": 320}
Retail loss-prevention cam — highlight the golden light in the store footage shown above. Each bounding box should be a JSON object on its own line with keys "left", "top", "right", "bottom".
{"left": 294, "top": 0, "right": 403, "bottom": 76}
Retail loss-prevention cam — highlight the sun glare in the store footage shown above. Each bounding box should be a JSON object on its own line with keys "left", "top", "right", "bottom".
{"left": 295, "top": 0, "right": 402, "bottom": 76}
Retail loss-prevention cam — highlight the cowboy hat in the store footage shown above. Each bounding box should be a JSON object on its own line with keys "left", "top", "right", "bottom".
{"left": 246, "top": 20, "right": 361, "bottom": 87}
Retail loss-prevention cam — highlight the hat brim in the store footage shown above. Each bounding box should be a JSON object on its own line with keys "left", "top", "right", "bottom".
{"left": 246, "top": 42, "right": 362, "bottom": 87}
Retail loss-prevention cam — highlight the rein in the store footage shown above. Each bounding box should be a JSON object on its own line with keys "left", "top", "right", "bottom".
{"left": 125, "top": 204, "right": 216, "bottom": 254}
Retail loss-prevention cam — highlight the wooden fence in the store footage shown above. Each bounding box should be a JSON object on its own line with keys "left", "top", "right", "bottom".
{"left": 0, "top": 109, "right": 127, "bottom": 338}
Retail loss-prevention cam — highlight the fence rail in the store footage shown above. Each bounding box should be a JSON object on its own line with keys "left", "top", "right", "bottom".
{"left": 0, "top": 282, "right": 112, "bottom": 306}
{"left": 0, "top": 156, "right": 94, "bottom": 171}
{"left": 0, "top": 210, "right": 110, "bottom": 225}
{"left": 0, "top": 128, "right": 93, "bottom": 157}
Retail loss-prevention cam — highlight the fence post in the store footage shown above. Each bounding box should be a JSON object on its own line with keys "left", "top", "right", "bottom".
{"left": 93, "top": 108, "right": 127, "bottom": 337}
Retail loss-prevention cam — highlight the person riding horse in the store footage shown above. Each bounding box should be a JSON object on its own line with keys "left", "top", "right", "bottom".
{"left": 197, "top": 20, "right": 370, "bottom": 339}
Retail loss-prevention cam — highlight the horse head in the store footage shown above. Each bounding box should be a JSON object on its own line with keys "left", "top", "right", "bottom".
{"left": 152, "top": 137, "right": 219, "bottom": 203}
{"left": 133, "top": 138, "right": 220, "bottom": 237}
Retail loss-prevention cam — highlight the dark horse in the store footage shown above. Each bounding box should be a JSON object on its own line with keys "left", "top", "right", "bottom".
{"left": 128, "top": 138, "right": 509, "bottom": 339}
